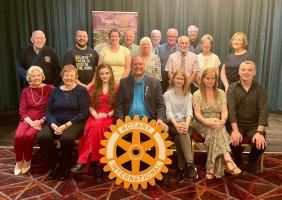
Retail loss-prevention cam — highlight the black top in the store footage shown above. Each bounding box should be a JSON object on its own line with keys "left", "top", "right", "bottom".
{"left": 19, "top": 44, "right": 60, "bottom": 85}
{"left": 227, "top": 80, "right": 268, "bottom": 128}
{"left": 63, "top": 47, "right": 99, "bottom": 84}
{"left": 224, "top": 51, "right": 254, "bottom": 84}
{"left": 46, "top": 85, "right": 89, "bottom": 125}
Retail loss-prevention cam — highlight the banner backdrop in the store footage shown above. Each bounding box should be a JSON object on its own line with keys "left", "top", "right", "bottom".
{"left": 92, "top": 11, "right": 138, "bottom": 52}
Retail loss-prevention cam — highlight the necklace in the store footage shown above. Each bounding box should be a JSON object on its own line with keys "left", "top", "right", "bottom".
{"left": 31, "top": 87, "right": 44, "bottom": 104}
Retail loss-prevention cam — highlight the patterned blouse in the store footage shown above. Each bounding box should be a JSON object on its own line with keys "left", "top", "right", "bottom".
{"left": 144, "top": 54, "right": 162, "bottom": 81}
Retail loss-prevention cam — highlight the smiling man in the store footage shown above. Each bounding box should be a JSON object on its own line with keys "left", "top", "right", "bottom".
{"left": 17, "top": 30, "right": 60, "bottom": 85}
{"left": 227, "top": 60, "right": 268, "bottom": 174}
{"left": 63, "top": 29, "right": 99, "bottom": 89}
{"left": 165, "top": 36, "right": 200, "bottom": 91}
{"left": 115, "top": 56, "right": 167, "bottom": 131}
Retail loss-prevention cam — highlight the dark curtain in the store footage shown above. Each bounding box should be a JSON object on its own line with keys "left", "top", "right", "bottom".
{"left": 0, "top": 0, "right": 281, "bottom": 112}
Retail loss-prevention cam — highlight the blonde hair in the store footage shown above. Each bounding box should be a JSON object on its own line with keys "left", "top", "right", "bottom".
{"left": 169, "top": 69, "right": 190, "bottom": 95}
{"left": 26, "top": 66, "right": 45, "bottom": 82}
{"left": 60, "top": 65, "right": 78, "bottom": 79}
{"left": 200, "top": 68, "right": 219, "bottom": 102}
{"left": 201, "top": 34, "right": 213, "bottom": 45}
{"left": 230, "top": 32, "right": 248, "bottom": 48}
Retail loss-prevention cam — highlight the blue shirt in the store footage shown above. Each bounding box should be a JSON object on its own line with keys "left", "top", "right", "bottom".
{"left": 129, "top": 79, "right": 151, "bottom": 119}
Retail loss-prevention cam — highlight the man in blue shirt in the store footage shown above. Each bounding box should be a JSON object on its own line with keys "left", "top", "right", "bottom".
{"left": 115, "top": 55, "right": 169, "bottom": 184}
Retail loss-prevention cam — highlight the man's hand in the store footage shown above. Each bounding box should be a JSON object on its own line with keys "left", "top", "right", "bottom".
{"left": 156, "top": 119, "right": 168, "bottom": 133}
{"left": 252, "top": 133, "right": 266, "bottom": 150}
{"left": 231, "top": 130, "right": 242, "bottom": 146}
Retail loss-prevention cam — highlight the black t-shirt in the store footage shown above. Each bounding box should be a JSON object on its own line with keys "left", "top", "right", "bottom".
{"left": 19, "top": 45, "right": 60, "bottom": 85}
{"left": 224, "top": 51, "right": 254, "bottom": 84}
{"left": 63, "top": 47, "right": 99, "bottom": 84}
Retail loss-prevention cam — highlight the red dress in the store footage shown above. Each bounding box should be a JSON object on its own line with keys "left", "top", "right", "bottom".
{"left": 78, "top": 84, "right": 118, "bottom": 164}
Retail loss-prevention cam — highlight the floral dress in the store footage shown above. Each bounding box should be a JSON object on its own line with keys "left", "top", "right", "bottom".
{"left": 192, "top": 89, "right": 231, "bottom": 178}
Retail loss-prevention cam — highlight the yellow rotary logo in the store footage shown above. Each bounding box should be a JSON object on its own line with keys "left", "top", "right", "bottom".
{"left": 100, "top": 115, "right": 173, "bottom": 190}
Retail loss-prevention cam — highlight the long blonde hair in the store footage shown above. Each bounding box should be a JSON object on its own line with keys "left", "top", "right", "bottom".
{"left": 169, "top": 69, "right": 190, "bottom": 95}
{"left": 199, "top": 68, "right": 219, "bottom": 102}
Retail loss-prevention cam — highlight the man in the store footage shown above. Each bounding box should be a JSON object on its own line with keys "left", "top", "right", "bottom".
{"left": 151, "top": 29, "right": 161, "bottom": 55}
{"left": 123, "top": 30, "right": 139, "bottom": 57}
{"left": 115, "top": 55, "right": 169, "bottom": 184}
{"left": 158, "top": 28, "right": 179, "bottom": 92}
{"left": 187, "top": 25, "right": 201, "bottom": 55}
{"left": 63, "top": 29, "right": 99, "bottom": 88}
{"left": 165, "top": 36, "right": 200, "bottom": 91}
{"left": 227, "top": 60, "right": 268, "bottom": 174}
{"left": 17, "top": 30, "right": 60, "bottom": 85}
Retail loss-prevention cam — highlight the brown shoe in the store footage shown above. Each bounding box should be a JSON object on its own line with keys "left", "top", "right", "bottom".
{"left": 225, "top": 159, "right": 242, "bottom": 175}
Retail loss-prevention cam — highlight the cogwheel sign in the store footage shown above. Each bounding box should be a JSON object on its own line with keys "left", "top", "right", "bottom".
{"left": 100, "top": 115, "right": 173, "bottom": 190}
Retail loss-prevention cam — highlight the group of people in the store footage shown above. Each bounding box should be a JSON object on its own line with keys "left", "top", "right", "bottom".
{"left": 13, "top": 26, "right": 268, "bottom": 185}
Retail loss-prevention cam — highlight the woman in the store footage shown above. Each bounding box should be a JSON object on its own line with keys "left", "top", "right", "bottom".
{"left": 221, "top": 32, "right": 253, "bottom": 91}
{"left": 37, "top": 65, "right": 89, "bottom": 181}
{"left": 164, "top": 69, "right": 197, "bottom": 183}
{"left": 99, "top": 29, "right": 131, "bottom": 83}
{"left": 197, "top": 34, "right": 220, "bottom": 82}
{"left": 71, "top": 64, "right": 118, "bottom": 182}
{"left": 14, "top": 66, "right": 53, "bottom": 175}
{"left": 193, "top": 68, "right": 241, "bottom": 179}
{"left": 139, "top": 37, "right": 162, "bottom": 81}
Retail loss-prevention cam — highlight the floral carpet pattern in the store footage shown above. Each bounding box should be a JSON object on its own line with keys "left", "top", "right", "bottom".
{"left": 0, "top": 148, "right": 282, "bottom": 200}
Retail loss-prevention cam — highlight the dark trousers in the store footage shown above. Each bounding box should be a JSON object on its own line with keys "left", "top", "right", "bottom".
{"left": 36, "top": 121, "right": 85, "bottom": 170}
{"left": 229, "top": 124, "right": 266, "bottom": 165}
{"left": 168, "top": 123, "right": 193, "bottom": 169}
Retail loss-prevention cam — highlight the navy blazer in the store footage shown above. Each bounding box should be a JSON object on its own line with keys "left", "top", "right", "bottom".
{"left": 115, "top": 74, "right": 166, "bottom": 122}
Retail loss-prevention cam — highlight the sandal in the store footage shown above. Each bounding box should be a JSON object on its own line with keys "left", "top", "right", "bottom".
{"left": 225, "top": 159, "right": 242, "bottom": 175}
{"left": 205, "top": 169, "right": 214, "bottom": 180}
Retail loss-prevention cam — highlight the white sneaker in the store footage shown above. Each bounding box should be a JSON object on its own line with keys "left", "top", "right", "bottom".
{"left": 21, "top": 160, "right": 31, "bottom": 174}
{"left": 14, "top": 161, "right": 22, "bottom": 175}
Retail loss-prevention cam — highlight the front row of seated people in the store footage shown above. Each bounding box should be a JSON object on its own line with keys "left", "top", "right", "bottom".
{"left": 14, "top": 57, "right": 267, "bottom": 185}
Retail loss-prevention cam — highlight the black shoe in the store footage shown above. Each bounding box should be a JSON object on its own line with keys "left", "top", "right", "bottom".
{"left": 71, "top": 163, "right": 86, "bottom": 173}
{"left": 57, "top": 169, "right": 70, "bottom": 181}
{"left": 161, "top": 173, "right": 170, "bottom": 186}
{"left": 175, "top": 168, "right": 184, "bottom": 183}
{"left": 246, "top": 162, "right": 257, "bottom": 175}
{"left": 48, "top": 166, "right": 58, "bottom": 180}
{"left": 187, "top": 163, "right": 198, "bottom": 181}
{"left": 95, "top": 166, "right": 103, "bottom": 183}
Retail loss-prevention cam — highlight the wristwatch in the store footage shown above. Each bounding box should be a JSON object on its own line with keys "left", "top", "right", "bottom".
{"left": 256, "top": 130, "right": 266, "bottom": 136}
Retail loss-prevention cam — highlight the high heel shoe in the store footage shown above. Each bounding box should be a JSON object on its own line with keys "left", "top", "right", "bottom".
{"left": 14, "top": 161, "right": 22, "bottom": 175}
{"left": 205, "top": 169, "right": 214, "bottom": 180}
{"left": 225, "top": 159, "right": 242, "bottom": 175}
{"left": 22, "top": 160, "right": 31, "bottom": 174}
{"left": 71, "top": 163, "right": 86, "bottom": 173}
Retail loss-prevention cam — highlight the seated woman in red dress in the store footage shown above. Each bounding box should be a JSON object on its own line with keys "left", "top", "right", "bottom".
{"left": 71, "top": 64, "right": 118, "bottom": 182}
{"left": 14, "top": 66, "right": 54, "bottom": 175}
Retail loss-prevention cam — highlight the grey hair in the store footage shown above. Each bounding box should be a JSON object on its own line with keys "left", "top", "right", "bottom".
{"left": 26, "top": 66, "right": 45, "bottom": 82}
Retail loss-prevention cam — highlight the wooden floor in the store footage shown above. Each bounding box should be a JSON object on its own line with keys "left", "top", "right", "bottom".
{"left": 0, "top": 110, "right": 281, "bottom": 152}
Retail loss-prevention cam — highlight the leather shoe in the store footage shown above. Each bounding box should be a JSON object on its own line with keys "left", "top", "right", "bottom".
{"left": 58, "top": 170, "right": 70, "bottom": 181}
{"left": 48, "top": 167, "right": 58, "bottom": 180}
{"left": 71, "top": 163, "right": 86, "bottom": 173}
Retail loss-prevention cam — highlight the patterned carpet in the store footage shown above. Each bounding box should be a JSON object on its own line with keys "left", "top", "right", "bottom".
{"left": 0, "top": 147, "right": 282, "bottom": 200}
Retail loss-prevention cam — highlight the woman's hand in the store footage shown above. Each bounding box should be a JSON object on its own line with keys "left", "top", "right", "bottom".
{"left": 95, "top": 113, "right": 107, "bottom": 119}
{"left": 174, "top": 122, "right": 187, "bottom": 134}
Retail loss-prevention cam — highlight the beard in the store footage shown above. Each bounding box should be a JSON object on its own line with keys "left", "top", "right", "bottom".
{"left": 76, "top": 41, "right": 87, "bottom": 48}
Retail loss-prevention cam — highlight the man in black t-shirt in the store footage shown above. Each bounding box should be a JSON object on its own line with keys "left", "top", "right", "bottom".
{"left": 63, "top": 30, "right": 98, "bottom": 89}
{"left": 17, "top": 30, "right": 60, "bottom": 85}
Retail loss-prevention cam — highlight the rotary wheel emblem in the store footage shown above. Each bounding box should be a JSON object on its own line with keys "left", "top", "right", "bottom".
{"left": 100, "top": 115, "right": 173, "bottom": 190}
